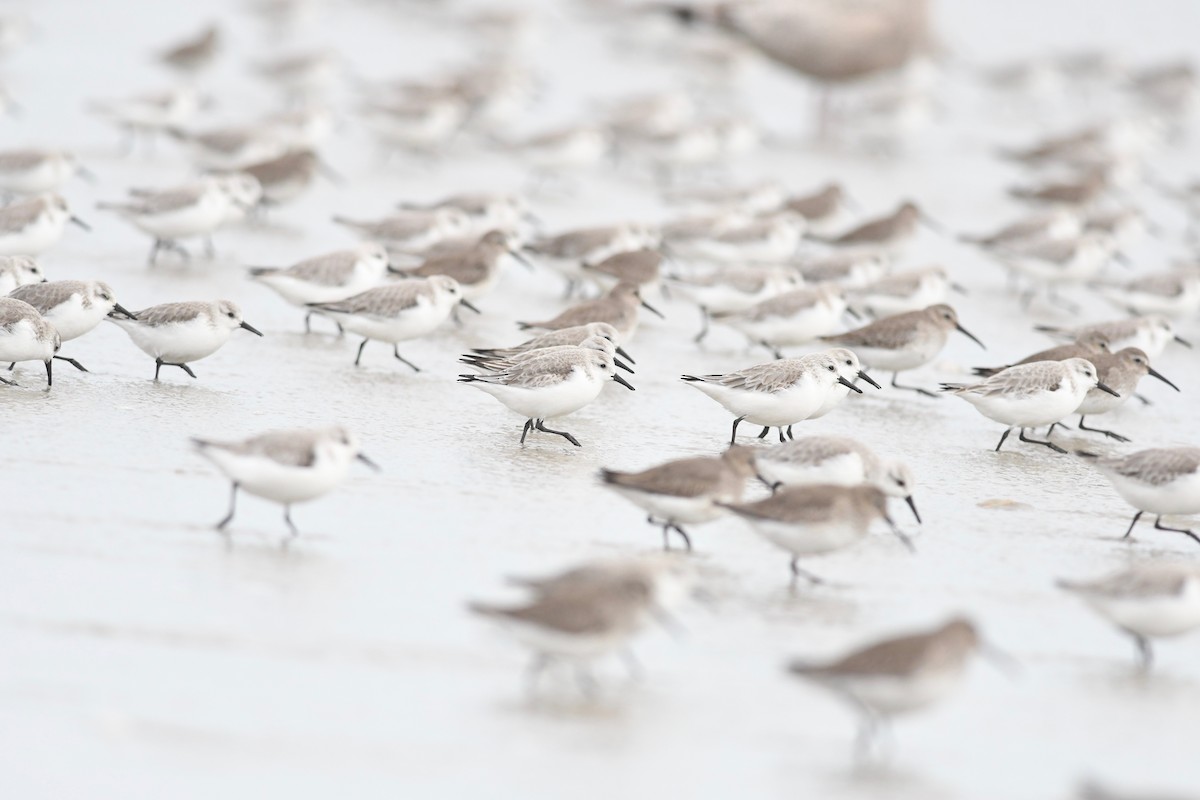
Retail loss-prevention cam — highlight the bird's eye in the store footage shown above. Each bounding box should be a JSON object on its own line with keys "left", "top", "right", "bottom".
{"left": 227, "top": 312, "right": 236, "bottom": 318}
{"left": 827, "top": 365, "right": 835, "bottom": 371}
{"left": 897, "top": 480, "right": 907, "bottom": 488}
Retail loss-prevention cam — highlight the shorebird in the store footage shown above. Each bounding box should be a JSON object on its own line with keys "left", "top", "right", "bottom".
{"left": 193, "top": 426, "right": 379, "bottom": 543}
{"left": 942, "top": 359, "right": 1118, "bottom": 454}
{"left": 1097, "top": 269, "right": 1200, "bottom": 318}
{"left": 158, "top": 24, "right": 220, "bottom": 74}
{"left": 682, "top": 349, "right": 878, "bottom": 444}
{"left": 787, "top": 617, "right": 981, "bottom": 760}
{"left": 397, "top": 193, "right": 527, "bottom": 236}
{"left": 720, "top": 484, "right": 911, "bottom": 586}
{"left": 234, "top": 149, "right": 325, "bottom": 210}
{"left": 582, "top": 249, "right": 663, "bottom": 295}
{"left": 248, "top": 243, "right": 390, "bottom": 331}
{"left": 0, "top": 297, "right": 59, "bottom": 388}
{"left": 310, "top": 276, "right": 468, "bottom": 370}
{"left": 108, "top": 300, "right": 263, "bottom": 380}
{"left": 812, "top": 201, "right": 928, "bottom": 254}
{"left": 100, "top": 175, "right": 261, "bottom": 264}
{"left": 1010, "top": 168, "right": 1109, "bottom": 208}
{"left": 459, "top": 334, "right": 631, "bottom": 375}
{"left": 0, "top": 149, "right": 86, "bottom": 196}
{"left": 526, "top": 223, "right": 655, "bottom": 296}
{"left": 959, "top": 209, "right": 1082, "bottom": 252}
{"left": 0, "top": 254, "right": 45, "bottom": 293}
{"left": 166, "top": 124, "right": 288, "bottom": 170}
{"left": 0, "top": 194, "right": 89, "bottom": 255}
{"left": 668, "top": 265, "right": 801, "bottom": 343}
{"left": 821, "top": 304, "right": 985, "bottom": 396}
{"left": 755, "top": 436, "right": 920, "bottom": 523}
{"left": 972, "top": 332, "right": 1111, "bottom": 377}
{"left": 1058, "top": 563, "right": 1200, "bottom": 669}
{"left": 848, "top": 266, "right": 956, "bottom": 317}
{"left": 8, "top": 280, "right": 136, "bottom": 372}
{"left": 333, "top": 208, "right": 469, "bottom": 254}
{"left": 1036, "top": 315, "right": 1191, "bottom": 359}
{"left": 1061, "top": 348, "right": 1179, "bottom": 442}
{"left": 1077, "top": 448, "right": 1200, "bottom": 545}
{"left": 390, "top": 230, "right": 528, "bottom": 308}
{"left": 795, "top": 252, "right": 889, "bottom": 288}
{"left": 600, "top": 445, "right": 760, "bottom": 550}
{"left": 517, "top": 282, "right": 662, "bottom": 343}
{"left": 713, "top": 284, "right": 849, "bottom": 358}
{"left": 467, "top": 322, "right": 633, "bottom": 364}
{"left": 458, "top": 346, "right": 634, "bottom": 447}
{"left": 780, "top": 183, "right": 853, "bottom": 232}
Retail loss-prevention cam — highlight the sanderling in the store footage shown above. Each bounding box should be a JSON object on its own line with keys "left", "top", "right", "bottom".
{"left": 397, "top": 193, "right": 527, "bottom": 236}
{"left": 513, "top": 125, "right": 611, "bottom": 174}
{"left": 468, "top": 322, "right": 633, "bottom": 363}
{"left": 166, "top": 124, "right": 288, "bottom": 170}
{"left": 390, "top": 230, "right": 528, "bottom": 307}
{"left": 333, "top": 208, "right": 468, "bottom": 254}
{"left": 942, "top": 358, "right": 1118, "bottom": 454}
{"left": 682, "top": 349, "right": 878, "bottom": 444}
{"left": 0, "top": 194, "right": 89, "bottom": 255}
{"left": 0, "top": 254, "right": 45, "bottom": 293}
{"left": 600, "top": 445, "right": 760, "bottom": 550}
{"left": 959, "top": 208, "right": 1083, "bottom": 250}
{"left": 1036, "top": 315, "right": 1191, "bottom": 359}
{"left": 100, "top": 174, "right": 261, "bottom": 264}
{"left": 0, "top": 149, "right": 86, "bottom": 196}
{"left": 972, "top": 332, "right": 1111, "bottom": 377}
{"left": 235, "top": 149, "right": 324, "bottom": 210}
{"left": 1077, "top": 448, "right": 1200, "bottom": 545}
{"left": 1058, "top": 563, "right": 1200, "bottom": 669}
{"left": 1085, "top": 207, "right": 1149, "bottom": 250}
{"left": 108, "top": 300, "right": 263, "bottom": 380}
{"left": 676, "top": 211, "right": 806, "bottom": 264}
{"left": 470, "top": 559, "right": 660, "bottom": 696}
{"left": 193, "top": 426, "right": 379, "bottom": 542}
{"left": 310, "top": 276, "right": 468, "bottom": 370}
{"left": 780, "top": 183, "right": 853, "bottom": 232}
{"left": 460, "top": 333, "right": 631, "bottom": 375}
{"left": 821, "top": 304, "right": 985, "bottom": 396}
{"left": 720, "top": 484, "right": 910, "bottom": 586}
{"left": 755, "top": 436, "right": 920, "bottom": 522}
{"left": 526, "top": 223, "right": 654, "bottom": 295}
{"left": 847, "top": 266, "right": 957, "bottom": 317}
{"left": 8, "top": 281, "right": 136, "bottom": 372}
{"left": 812, "top": 201, "right": 925, "bottom": 254}
{"left": 158, "top": 24, "right": 220, "bottom": 74}
{"left": 1063, "top": 348, "right": 1180, "bottom": 442}
{"left": 1098, "top": 268, "right": 1200, "bottom": 318}
{"left": 787, "top": 617, "right": 981, "bottom": 760}
{"left": 0, "top": 297, "right": 59, "bottom": 388}
{"left": 1010, "top": 168, "right": 1109, "bottom": 207}
{"left": 582, "top": 249, "right": 663, "bottom": 294}
{"left": 712, "top": 285, "right": 849, "bottom": 358}
{"left": 1000, "top": 231, "right": 1121, "bottom": 306}
{"left": 517, "top": 282, "right": 662, "bottom": 343}
{"left": 795, "top": 251, "right": 889, "bottom": 288}
{"left": 667, "top": 265, "right": 800, "bottom": 343}
{"left": 91, "top": 87, "right": 204, "bottom": 148}
{"left": 249, "top": 243, "right": 389, "bottom": 331}
{"left": 458, "top": 345, "right": 634, "bottom": 447}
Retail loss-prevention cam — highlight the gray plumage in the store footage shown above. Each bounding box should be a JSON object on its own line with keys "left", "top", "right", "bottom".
{"left": 1089, "top": 448, "right": 1200, "bottom": 487}
{"left": 312, "top": 280, "right": 431, "bottom": 316}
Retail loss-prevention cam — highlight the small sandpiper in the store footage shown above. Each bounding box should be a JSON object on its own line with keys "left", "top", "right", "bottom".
{"left": 0, "top": 297, "right": 59, "bottom": 388}
{"left": 8, "top": 280, "right": 136, "bottom": 372}
{"left": 821, "top": 304, "right": 985, "bottom": 396}
{"left": 600, "top": 445, "right": 760, "bottom": 550}
{"left": 1077, "top": 448, "right": 1200, "bottom": 545}
{"left": 108, "top": 299, "right": 263, "bottom": 381}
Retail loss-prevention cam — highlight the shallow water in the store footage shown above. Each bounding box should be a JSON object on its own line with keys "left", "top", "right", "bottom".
{"left": 3, "top": 0, "right": 1200, "bottom": 798}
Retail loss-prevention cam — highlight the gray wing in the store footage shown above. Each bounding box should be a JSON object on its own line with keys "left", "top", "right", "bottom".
{"left": 317, "top": 282, "right": 426, "bottom": 315}
{"left": 202, "top": 430, "right": 318, "bottom": 467}
{"left": 1060, "top": 566, "right": 1197, "bottom": 598}
{"left": 128, "top": 186, "right": 206, "bottom": 214}
{"left": 0, "top": 297, "right": 38, "bottom": 331}
{"left": 131, "top": 301, "right": 210, "bottom": 327}
{"left": 287, "top": 251, "right": 359, "bottom": 285}
{"left": 477, "top": 351, "right": 583, "bottom": 388}
{"left": 963, "top": 362, "right": 1064, "bottom": 397}
{"left": 765, "top": 437, "right": 866, "bottom": 466}
{"left": 0, "top": 150, "right": 47, "bottom": 172}
{"left": 709, "top": 360, "right": 807, "bottom": 394}
{"left": 8, "top": 281, "right": 86, "bottom": 313}
{"left": 825, "top": 313, "right": 922, "bottom": 349}
{"left": 1107, "top": 448, "right": 1200, "bottom": 486}
{"left": 728, "top": 486, "right": 838, "bottom": 524}
{"left": 0, "top": 200, "right": 45, "bottom": 232}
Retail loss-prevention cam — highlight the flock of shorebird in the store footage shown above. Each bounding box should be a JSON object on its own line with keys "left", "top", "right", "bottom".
{"left": 3, "top": 0, "right": 1200, "bottom": 772}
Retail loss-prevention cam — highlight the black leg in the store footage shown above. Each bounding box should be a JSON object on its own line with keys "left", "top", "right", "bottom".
{"left": 789, "top": 557, "right": 826, "bottom": 587}
{"left": 1134, "top": 635, "right": 1153, "bottom": 670}
{"left": 304, "top": 311, "right": 313, "bottom": 334}
{"left": 43, "top": 359, "right": 52, "bottom": 387}
{"left": 535, "top": 419, "right": 581, "bottom": 447}
{"left": 170, "top": 362, "right": 197, "bottom": 378}
{"left": 520, "top": 419, "right": 533, "bottom": 444}
{"left": 1019, "top": 427, "right": 1067, "bottom": 454}
{"left": 777, "top": 428, "right": 786, "bottom": 443}
{"left": 53, "top": 355, "right": 89, "bottom": 372}
{"left": 154, "top": 358, "right": 162, "bottom": 380}
{"left": 393, "top": 346, "right": 421, "bottom": 372}
{"left": 355, "top": 339, "right": 369, "bottom": 366}
{"left": 0, "top": 373, "right": 15, "bottom": 386}
{"left": 1122, "top": 510, "right": 1143, "bottom": 539}
{"left": 216, "top": 483, "right": 238, "bottom": 531}
{"left": 757, "top": 427, "right": 770, "bottom": 440}
{"left": 994, "top": 428, "right": 1013, "bottom": 452}
{"left": 661, "top": 523, "right": 671, "bottom": 551}
{"left": 204, "top": 235, "right": 216, "bottom": 259}
{"left": 1134, "top": 393, "right": 1152, "bottom": 406}
{"left": 1078, "top": 415, "right": 1131, "bottom": 443}
{"left": 1153, "top": 515, "right": 1200, "bottom": 546}
{"left": 891, "top": 371, "right": 939, "bottom": 398}
{"left": 786, "top": 425, "right": 794, "bottom": 440}
{"left": 669, "top": 524, "right": 693, "bottom": 552}
{"left": 282, "top": 506, "right": 298, "bottom": 546}
{"left": 148, "top": 239, "right": 161, "bottom": 266}
{"left": 730, "top": 415, "right": 746, "bottom": 445}
{"left": 761, "top": 341, "right": 784, "bottom": 360}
